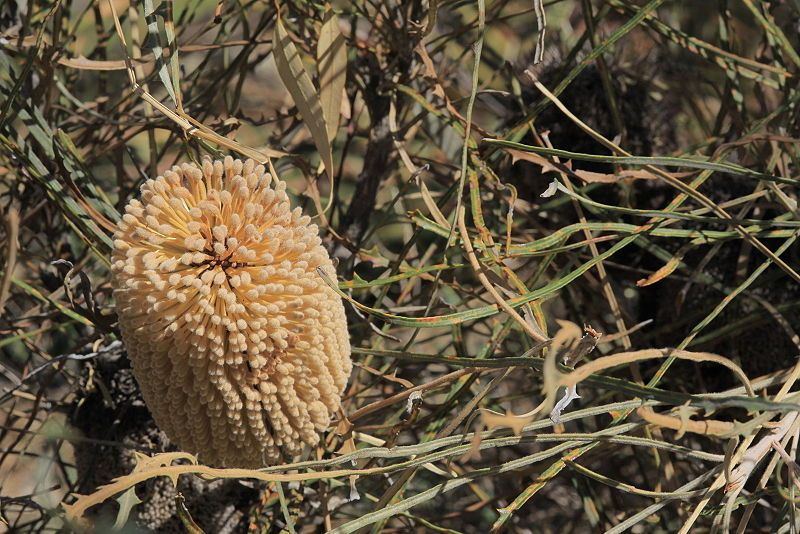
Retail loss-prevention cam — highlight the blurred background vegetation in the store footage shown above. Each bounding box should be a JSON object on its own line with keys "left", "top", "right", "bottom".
{"left": 1, "top": 0, "right": 800, "bottom": 532}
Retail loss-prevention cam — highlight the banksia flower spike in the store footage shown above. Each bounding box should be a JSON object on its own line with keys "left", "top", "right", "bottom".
{"left": 111, "top": 156, "right": 352, "bottom": 467}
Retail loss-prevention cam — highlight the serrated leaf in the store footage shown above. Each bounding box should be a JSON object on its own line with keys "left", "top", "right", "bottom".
{"left": 273, "top": 16, "right": 333, "bottom": 178}
{"left": 113, "top": 487, "right": 142, "bottom": 530}
{"left": 317, "top": 8, "right": 347, "bottom": 143}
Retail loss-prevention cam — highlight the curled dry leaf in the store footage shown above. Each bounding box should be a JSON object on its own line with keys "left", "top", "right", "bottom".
{"left": 506, "top": 147, "right": 694, "bottom": 183}
{"left": 637, "top": 406, "right": 736, "bottom": 437}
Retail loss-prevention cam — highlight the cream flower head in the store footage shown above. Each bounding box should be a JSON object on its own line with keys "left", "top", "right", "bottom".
{"left": 111, "top": 156, "right": 351, "bottom": 467}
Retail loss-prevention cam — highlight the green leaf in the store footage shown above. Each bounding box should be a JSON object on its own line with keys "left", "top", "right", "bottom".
{"left": 143, "top": 0, "right": 179, "bottom": 108}
{"left": 273, "top": 16, "right": 333, "bottom": 177}
{"left": 162, "top": 0, "right": 183, "bottom": 111}
{"left": 317, "top": 7, "right": 347, "bottom": 143}
{"left": 176, "top": 494, "right": 205, "bottom": 534}
{"left": 113, "top": 487, "right": 142, "bottom": 530}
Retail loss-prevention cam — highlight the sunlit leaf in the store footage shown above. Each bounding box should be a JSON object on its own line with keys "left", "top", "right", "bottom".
{"left": 317, "top": 7, "right": 347, "bottom": 143}
{"left": 273, "top": 16, "right": 333, "bottom": 177}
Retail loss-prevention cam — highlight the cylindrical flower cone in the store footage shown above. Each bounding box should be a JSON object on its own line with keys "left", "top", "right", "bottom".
{"left": 111, "top": 156, "right": 351, "bottom": 467}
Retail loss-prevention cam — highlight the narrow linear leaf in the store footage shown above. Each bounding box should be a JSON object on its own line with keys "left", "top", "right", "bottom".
{"left": 143, "top": 0, "right": 178, "bottom": 107}
{"left": 162, "top": 0, "right": 183, "bottom": 111}
{"left": 175, "top": 494, "right": 205, "bottom": 534}
{"left": 274, "top": 16, "right": 333, "bottom": 177}
{"left": 317, "top": 8, "right": 347, "bottom": 143}
{"left": 636, "top": 241, "right": 693, "bottom": 287}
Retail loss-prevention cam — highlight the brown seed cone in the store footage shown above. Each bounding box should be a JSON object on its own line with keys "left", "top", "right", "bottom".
{"left": 111, "top": 156, "right": 351, "bottom": 467}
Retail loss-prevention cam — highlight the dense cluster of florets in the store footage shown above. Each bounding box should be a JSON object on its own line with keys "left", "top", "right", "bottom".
{"left": 111, "top": 156, "right": 351, "bottom": 467}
